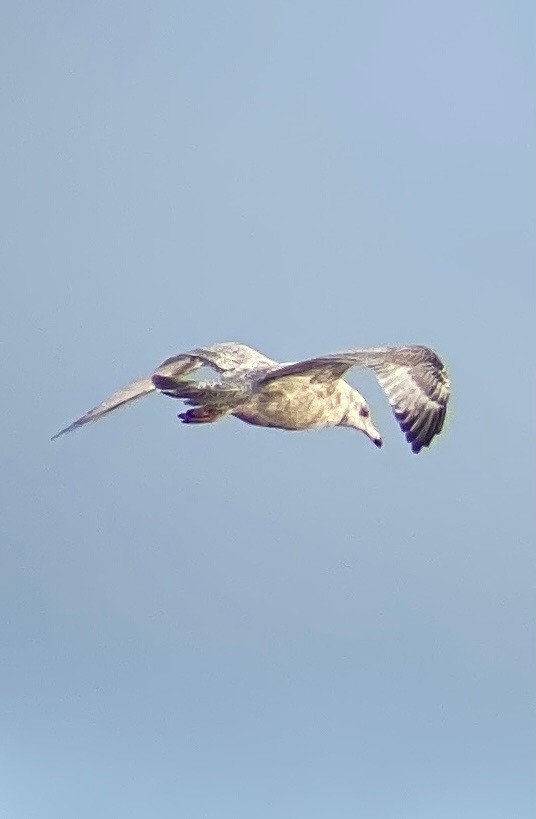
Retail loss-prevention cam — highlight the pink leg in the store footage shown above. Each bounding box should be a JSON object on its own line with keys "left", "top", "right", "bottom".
{"left": 178, "top": 407, "right": 223, "bottom": 424}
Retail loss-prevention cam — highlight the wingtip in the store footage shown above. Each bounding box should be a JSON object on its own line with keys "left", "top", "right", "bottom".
{"left": 51, "top": 423, "right": 76, "bottom": 441}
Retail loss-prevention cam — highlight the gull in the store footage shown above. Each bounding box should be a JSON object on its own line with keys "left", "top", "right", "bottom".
{"left": 52, "top": 342, "right": 450, "bottom": 453}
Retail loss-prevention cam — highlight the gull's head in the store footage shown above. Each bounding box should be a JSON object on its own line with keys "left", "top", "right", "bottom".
{"left": 340, "top": 395, "right": 383, "bottom": 449}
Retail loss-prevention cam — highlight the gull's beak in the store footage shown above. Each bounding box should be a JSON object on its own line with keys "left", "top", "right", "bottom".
{"left": 364, "top": 419, "right": 383, "bottom": 449}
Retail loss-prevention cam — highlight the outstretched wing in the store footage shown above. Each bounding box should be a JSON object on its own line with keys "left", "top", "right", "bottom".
{"left": 179, "top": 342, "right": 276, "bottom": 373}
{"left": 51, "top": 347, "right": 236, "bottom": 440}
{"left": 51, "top": 374, "right": 157, "bottom": 440}
{"left": 258, "top": 345, "right": 450, "bottom": 453}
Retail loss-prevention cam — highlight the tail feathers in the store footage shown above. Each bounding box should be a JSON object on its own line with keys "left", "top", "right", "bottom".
{"left": 52, "top": 375, "right": 155, "bottom": 440}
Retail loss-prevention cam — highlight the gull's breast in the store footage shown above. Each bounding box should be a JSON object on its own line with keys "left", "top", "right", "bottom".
{"left": 233, "top": 378, "right": 346, "bottom": 430}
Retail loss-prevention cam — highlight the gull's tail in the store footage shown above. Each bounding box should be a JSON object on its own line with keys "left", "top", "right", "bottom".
{"left": 51, "top": 375, "right": 156, "bottom": 440}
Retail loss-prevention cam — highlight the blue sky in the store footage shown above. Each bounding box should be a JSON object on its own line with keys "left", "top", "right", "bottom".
{"left": 1, "top": 1, "right": 534, "bottom": 817}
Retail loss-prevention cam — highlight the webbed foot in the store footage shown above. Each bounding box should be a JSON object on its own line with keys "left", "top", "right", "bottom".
{"left": 178, "top": 407, "right": 222, "bottom": 424}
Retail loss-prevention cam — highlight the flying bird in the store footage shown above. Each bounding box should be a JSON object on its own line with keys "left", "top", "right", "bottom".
{"left": 52, "top": 342, "right": 450, "bottom": 453}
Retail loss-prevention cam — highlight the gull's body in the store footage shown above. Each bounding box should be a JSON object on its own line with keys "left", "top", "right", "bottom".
{"left": 53, "top": 342, "right": 450, "bottom": 453}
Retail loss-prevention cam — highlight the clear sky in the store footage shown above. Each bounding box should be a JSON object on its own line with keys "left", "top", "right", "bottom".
{"left": 1, "top": 1, "right": 534, "bottom": 817}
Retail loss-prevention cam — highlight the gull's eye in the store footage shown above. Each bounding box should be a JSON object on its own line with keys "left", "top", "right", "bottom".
{"left": 359, "top": 407, "right": 370, "bottom": 418}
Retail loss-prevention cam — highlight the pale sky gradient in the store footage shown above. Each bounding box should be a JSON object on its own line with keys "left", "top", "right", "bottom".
{"left": 1, "top": 2, "right": 534, "bottom": 817}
